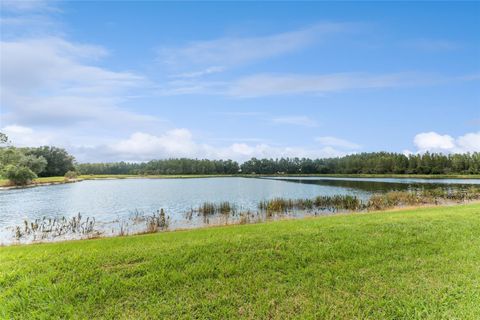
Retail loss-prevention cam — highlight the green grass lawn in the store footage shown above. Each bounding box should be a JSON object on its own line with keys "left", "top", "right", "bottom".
{"left": 1, "top": 204, "right": 480, "bottom": 319}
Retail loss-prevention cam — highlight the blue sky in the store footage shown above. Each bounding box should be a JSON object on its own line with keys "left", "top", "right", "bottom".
{"left": 1, "top": 1, "right": 479, "bottom": 162}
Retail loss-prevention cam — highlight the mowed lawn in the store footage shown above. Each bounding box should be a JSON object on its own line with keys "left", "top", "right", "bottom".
{"left": 1, "top": 204, "right": 480, "bottom": 319}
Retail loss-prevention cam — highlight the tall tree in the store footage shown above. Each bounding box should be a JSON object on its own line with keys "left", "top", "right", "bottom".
{"left": 25, "top": 146, "right": 76, "bottom": 177}
{"left": 0, "top": 132, "right": 8, "bottom": 145}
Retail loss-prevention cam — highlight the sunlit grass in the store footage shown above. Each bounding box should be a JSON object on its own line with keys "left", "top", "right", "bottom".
{"left": 1, "top": 204, "right": 479, "bottom": 319}
{"left": 0, "top": 176, "right": 71, "bottom": 187}
{"left": 0, "top": 174, "right": 237, "bottom": 187}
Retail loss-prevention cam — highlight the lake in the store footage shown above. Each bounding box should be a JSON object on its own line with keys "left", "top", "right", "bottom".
{"left": 1, "top": 176, "right": 479, "bottom": 244}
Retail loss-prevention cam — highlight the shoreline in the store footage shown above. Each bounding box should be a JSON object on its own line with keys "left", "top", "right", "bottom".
{"left": 3, "top": 200, "right": 479, "bottom": 247}
{"left": 0, "top": 179, "right": 82, "bottom": 190}
{"left": 1, "top": 173, "right": 480, "bottom": 190}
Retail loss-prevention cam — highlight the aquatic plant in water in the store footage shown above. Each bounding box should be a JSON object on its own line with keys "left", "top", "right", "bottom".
{"left": 146, "top": 209, "right": 169, "bottom": 233}
{"left": 14, "top": 213, "right": 97, "bottom": 240}
{"left": 196, "top": 201, "right": 237, "bottom": 217}
{"left": 11, "top": 187, "right": 479, "bottom": 244}
{"left": 258, "top": 187, "right": 480, "bottom": 214}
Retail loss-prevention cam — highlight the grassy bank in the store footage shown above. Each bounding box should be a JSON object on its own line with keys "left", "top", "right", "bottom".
{"left": 0, "top": 176, "right": 71, "bottom": 187}
{"left": 1, "top": 172, "right": 479, "bottom": 188}
{"left": 78, "top": 174, "right": 237, "bottom": 180}
{"left": 0, "top": 174, "right": 237, "bottom": 187}
{"left": 1, "top": 204, "right": 480, "bottom": 319}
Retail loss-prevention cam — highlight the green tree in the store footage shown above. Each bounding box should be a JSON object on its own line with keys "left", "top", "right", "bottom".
{"left": 0, "top": 132, "right": 8, "bottom": 145}
{"left": 0, "top": 147, "right": 24, "bottom": 167}
{"left": 0, "top": 147, "right": 48, "bottom": 185}
{"left": 2, "top": 164, "right": 37, "bottom": 185}
{"left": 26, "top": 146, "right": 75, "bottom": 177}
{"left": 64, "top": 170, "right": 79, "bottom": 179}
{"left": 19, "top": 155, "right": 47, "bottom": 175}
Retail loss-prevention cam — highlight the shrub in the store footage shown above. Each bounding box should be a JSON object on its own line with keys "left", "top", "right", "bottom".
{"left": 3, "top": 165, "right": 37, "bottom": 185}
{"left": 64, "top": 170, "right": 79, "bottom": 180}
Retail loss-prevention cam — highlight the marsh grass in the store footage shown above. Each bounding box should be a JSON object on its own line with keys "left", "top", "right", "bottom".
{"left": 12, "top": 209, "right": 172, "bottom": 242}
{"left": 14, "top": 213, "right": 96, "bottom": 241}
{"left": 10, "top": 187, "right": 480, "bottom": 244}
{"left": 258, "top": 195, "right": 364, "bottom": 214}
{"left": 367, "top": 187, "right": 480, "bottom": 210}
{"left": 197, "top": 201, "right": 237, "bottom": 217}
{"left": 258, "top": 198, "right": 295, "bottom": 216}
{"left": 258, "top": 187, "right": 480, "bottom": 214}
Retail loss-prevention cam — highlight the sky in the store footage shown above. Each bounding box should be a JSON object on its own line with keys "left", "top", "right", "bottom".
{"left": 0, "top": 1, "right": 479, "bottom": 163}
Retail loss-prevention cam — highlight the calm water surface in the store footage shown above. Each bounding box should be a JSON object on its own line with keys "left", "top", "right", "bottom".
{"left": 1, "top": 177, "right": 478, "bottom": 244}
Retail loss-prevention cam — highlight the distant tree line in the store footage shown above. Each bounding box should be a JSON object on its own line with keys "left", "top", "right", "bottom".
{"left": 77, "top": 159, "right": 240, "bottom": 175}
{"left": 2, "top": 130, "right": 479, "bottom": 185}
{"left": 78, "top": 152, "right": 480, "bottom": 175}
{"left": 240, "top": 152, "right": 480, "bottom": 174}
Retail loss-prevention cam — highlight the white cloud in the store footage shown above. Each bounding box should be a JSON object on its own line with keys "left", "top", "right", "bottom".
{"left": 157, "top": 22, "right": 351, "bottom": 71}
{"left": 316, "top": 136, "right": 360, "bottom": 149}
{"left": 413, "top": 131, "right": 480, "bottom": 153}
{"left": 272, "top": 116, "right": 318, "bottom": 127}
{"left": 171, "top": 66, "right": 225, "bottom": 79}
{"left": 456, "top": 132, "right": 480, "bottom": 152}
{"left": 227, "top": 72, "right": 443, "bottom": 98}
{"left": 111, "top": 129, "right": 199, "bottom": 158}
{"left": 159, "top": 71, "right": 461, "bottom": 97}
{"left": 413, "top": 132, "right": 456, "bottom": 152}
{"left": 0, "top": 0, "right": 63, "bottom": 40}
{"left": 0, "top": 37, "right": 157, "bottom": 128}
{"left": 1, "top": 37, "right": 134, "bottom": 94}
{"left": 0, "top": 0, "right": 54, "bottom": 13}
{"left": 1, "top": 125, "right": 51, "bottom": 146}
{"left": 72, "top": 129, "right": 349, "bottom": 162}
{"left": 154, "top": 70, "right": 479, "bottom": 97}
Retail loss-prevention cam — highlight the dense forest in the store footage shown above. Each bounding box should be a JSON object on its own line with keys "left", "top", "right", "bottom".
{"left": 78, "top": 159, "right": 240, "bottom": 175}
{"left": 77, "top": 152, "right": 480, "bottom": 175}
{"left": 2, "top": 132, "right": 480, "bottom": 185}
{"left": 240, "top": 153, "right": 480, "bottom": 174}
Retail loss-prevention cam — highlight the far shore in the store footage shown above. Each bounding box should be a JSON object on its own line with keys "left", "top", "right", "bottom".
{"left": 1, "top": 173, "right": 480, "bottom": 189}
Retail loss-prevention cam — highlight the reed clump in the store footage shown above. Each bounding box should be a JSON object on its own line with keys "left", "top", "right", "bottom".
{"left": 368, "top": 191, "right": 420, "bottom": 210}
{"left": 197, "top": 201, "right": 236, "bottom": 216}
{"left": 258, "top": 198, "right": 295, "bottom": 215}
{"left": 199, "top": 202, "right": 216, "bottom": 216}
{"left": 313, "top": 195, "right": 363, "bottom": 211}
{"left": 146, "top": 209, "right": 169, "bottom": 233}
{"left": 259, "top": 195, "right": 364, "bottom": 214}
{"left": 14, "top": 213, "right": 96, "bottom": 240}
